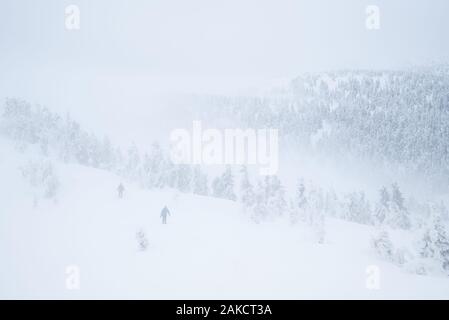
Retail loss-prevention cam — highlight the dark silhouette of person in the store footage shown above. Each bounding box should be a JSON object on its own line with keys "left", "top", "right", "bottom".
{"left": 117, "top": 183, "right": 125, "bottom": 199}
{"left": 160, "top": 206, "right": 170, "bottom": 224}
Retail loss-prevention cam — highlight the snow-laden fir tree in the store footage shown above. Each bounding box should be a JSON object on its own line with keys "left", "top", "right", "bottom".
{"left": 374, "top": 186, "right": 390, "bottom": 226}
{"left": 86, "top": 133, "right": 101, "bottom": 168}
{"left": 371, "top": 230, "right": 395, "bottom": 262}
{"left": 125, "top": 143, "right": 141, "bottom": 181}
{"left": 265, "top": 176, "right": 287, "bottom": 217}
{"left": 99, "top": 136, "right": 115, "bottom": 170}
{"left": 144, "top": 142, "right": 167, "bottom": 188}
{"left": 433, "top": 216, "right": 449, "bottom": 273}
{"left": 114, "top": 147, "right": 125, "bottom": 176}
{"left": 192, "top": 166, "right": 208, "bottom": 196}
{"left": 291, "top": 178, "right": 308, "bottom": 224}
{"left": 20, "top": 160, "right": 60, "bottom": 206}
{"left": 239, "top": 165, "right": 255, "bottom": 208}
{"left": 344, "top": 191, "right": 372, "bottom": 225}
{"left": 1, "top": 98, "right": 34, "bottom": 150}
{"left": 419, "top": 211, "right": 449, "bottom": 274}
{"left": 287, "top": 199, "right": 300, "bottom": 225}
{"left": 212, "top": 166, "right": 236, "bottom": 201}
{"left": 324, "top": 188, "right": 338, "bottom": 218}
{"left": 307, "top": 187, "right": 326, "bottom": 242}
{"left": 175, "top": 164, "right": 192, "bottom": 193}
{"left": 420, "top": 229, "right": 435, "bottom": 259}
{"left": 225, "top": 166, "right": 238, "bottom": 200}
{"left": 387, "top": 183, "right": 411, "bottom": 230}
{"left": 251, "top": 181, "right": 266, "bottom": 223}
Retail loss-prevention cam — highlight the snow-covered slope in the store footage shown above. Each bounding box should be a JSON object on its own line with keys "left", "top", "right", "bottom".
{"left": 1, "top": 138, "right": 449, "bottom": 299}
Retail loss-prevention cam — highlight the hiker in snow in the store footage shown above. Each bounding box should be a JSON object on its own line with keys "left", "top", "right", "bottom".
{"left": 160, "top": 206, "right": 170, "bottom": 224}
{"left": 117, "top": 183, "right": 125, "bottom": 199}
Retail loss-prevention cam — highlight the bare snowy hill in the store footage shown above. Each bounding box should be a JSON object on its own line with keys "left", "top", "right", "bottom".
{"left": 1, "top": 137, "right": 449, "bottom": 299}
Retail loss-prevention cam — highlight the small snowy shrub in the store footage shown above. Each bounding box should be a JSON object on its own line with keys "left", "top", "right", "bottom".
{"left": 136, "top": 229, "right": 148, "bottom": 251}
{"left": 417, "top": 215, "right": 449, "bottom": 275}
{"left": 20, "top": 159, "right": 60, "bottom": 203}
{"left": 371, "top": 230, "right": 395, "bottom": 262}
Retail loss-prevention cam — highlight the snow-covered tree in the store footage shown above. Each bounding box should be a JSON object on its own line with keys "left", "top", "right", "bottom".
{"left": 144, "top": 142, "right": 166, "bottom": 188}
{"left": 291, "top": 179, "right": 308, "bottom": 224}
{"left": 212, "top": 166, "right": 236, "bottom": 201}
{"left": 20, "top": 160, "right": 60, "bottom": 205}
{"left": 387, "top": 183, "right": 411, "bottom": 229}
{"left": 419, "top": 213, "right": 449, "bottom": 274}
{"left": 374, "top": 186, "right": 390, "bottom": 226}
{"left": 192, "top": 166, "right": 208, "bottom": 196}
{"left": 99, "top": 136, "right": 115, "bottom": 170}
{"left": 343, "top": 191, "right": 372, "bottom": 225}
{"left": 239, "top": 165, "right": 255, "bottom": 208}
{"left": 324, "top": 188, "right": 338, "bottom": 217}
{"left": 251, "top": 181, "right": 268, "bottom": 223}
{"left": 419, "top": 229, "right": 435, "bottom": 259}
{"left": 371, "top": 230, "right": 395, "bottom": 262}
{"left": 433, "top": 217, "right": 449, "bottom": 273}
{"left": 175, "top": 164, "right": 192, "bottom": 193}
{"left": 265, "top": 176, "right": 287, "bottom": 217}
{"left": 125, "top": 143, "right": 141, "bottom": 181}
{"left": 308, "top": 187, "right": 326, "bottom": 242}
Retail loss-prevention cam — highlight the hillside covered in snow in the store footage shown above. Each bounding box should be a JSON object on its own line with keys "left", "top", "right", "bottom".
{"left": 1, "top": 136, "right": 449, "bottom": 299}
{"left": 1, "top": 66, "right": 449, "bottom": 298}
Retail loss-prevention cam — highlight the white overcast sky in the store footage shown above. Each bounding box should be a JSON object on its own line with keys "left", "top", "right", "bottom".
{"left": 0, "top": 0, "right": 448, "bottom": 144}
{"left": 1, "top": 0, "right": 448, "bottom": 77}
